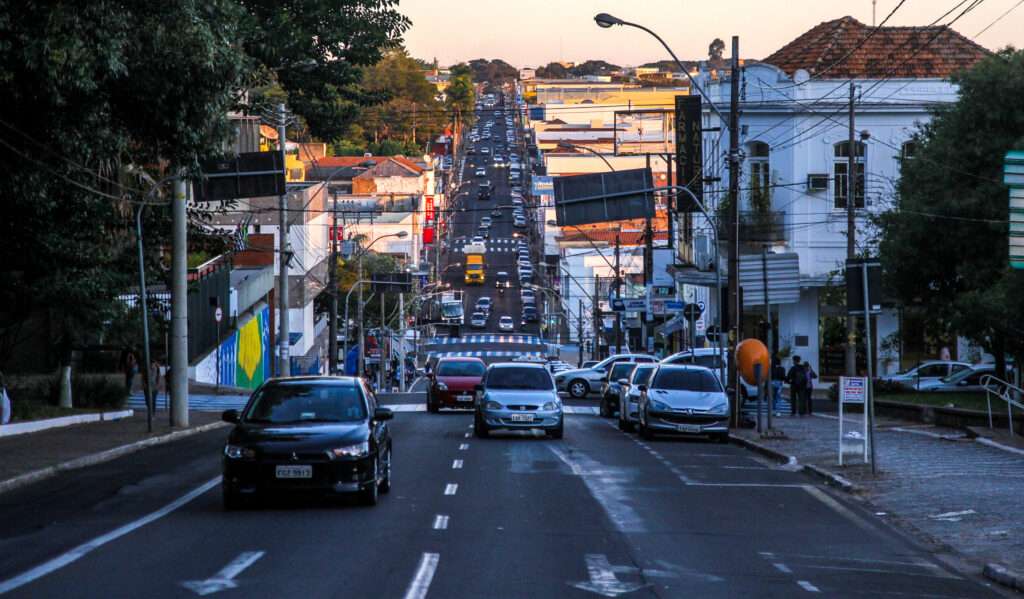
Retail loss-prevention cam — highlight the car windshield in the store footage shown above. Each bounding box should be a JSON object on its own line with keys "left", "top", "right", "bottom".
{"left": 437, "top": 361, "right": 485, "bottom": 377}
{"left": 631, "top": 365, "right": 655, "bottom": 384}
{"left": 651, "top": 369, "right": 722, "bottom": 392}
{"left": 939, "top": 369, "right": 974, "bottom": 384}
{"left": 441, "top": 303, "right": 463, "bottom": 318}
{"left": 486, "top": 367, "right": 554, "bottom": 390}
{"left": 244, "top": 383, "right": 366, "bottom": 424}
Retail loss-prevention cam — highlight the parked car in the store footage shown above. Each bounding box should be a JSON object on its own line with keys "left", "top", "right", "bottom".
{"left": 581, "top": 361, "right": 599, "bottom": 370}
{"left": 427, "top": 357, "right": 486, "bottom": 412}
{"left": 618, "top": 363, "right": 657, "bottom": 432}
{"left": 636, "top": 364, "right": 730, "bottom": 443}
{"left": 220, "top": 376, "right": 393, "bottom": 508}
{"left": 474, "top": 363, "right": 563, "bottom": 438}
{"left": 554, "top": 354, "right": 657, "bottom": 399}
{"left": 916, "top": 364, "right": 1010, "bottom": 392}
{"left": 877, "top": 360, "right": 972, "bottom": 390}
{"left": 498, "top": 316, "right": 515, "bottom": 332}
{"left": 599, "top": 362, "right": 641, "bottom": 417}
{"left": 660, "top": 348, "right": 758, "bottom": 402}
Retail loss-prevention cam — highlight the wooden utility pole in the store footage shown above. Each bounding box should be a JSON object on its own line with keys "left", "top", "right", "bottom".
{"left": 727, "top": 36, "right": 741, "bottom": 425}
{"left": 845, "top": 82, "right": 857, "bottom": 377}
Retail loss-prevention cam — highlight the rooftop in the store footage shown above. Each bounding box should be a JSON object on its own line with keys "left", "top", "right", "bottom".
{"left": 763, "top": 16, "right": 989, "bottom": 79}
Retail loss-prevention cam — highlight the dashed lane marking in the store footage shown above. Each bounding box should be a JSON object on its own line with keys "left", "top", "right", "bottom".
{"left": 452, "top": 460, "right": 463, "bottom": 469}
{"left": 797, "top": 580, "right": 820, "bottom": 593}
{"left": 459, "top": 443, "right": 469, "bottom": 450}
{"left": 774, "top": 563, "right": 792, "bottom": 573}
{"left": 402, "top": 553, "right": 440, "bottom": 599}
{"left": 444, "top": 484, "right": 458, "bottom": 495}
{"left": 432, "top": 515, "right": 449, "bottom": 530}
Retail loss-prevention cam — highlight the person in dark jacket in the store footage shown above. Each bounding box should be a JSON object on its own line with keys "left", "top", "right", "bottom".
{"left": 803, "top": 361, "right": 818, "bottom": 415}
{"left": 786, "top": 356, "right": 807, "bottom": 416}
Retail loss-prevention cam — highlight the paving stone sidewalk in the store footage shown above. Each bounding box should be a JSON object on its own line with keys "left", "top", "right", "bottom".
{"left": 733, "top": 412, "right": 1024, "bottom": 575}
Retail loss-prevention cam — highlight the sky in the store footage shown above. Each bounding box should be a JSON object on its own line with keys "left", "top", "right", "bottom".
{"left": 398, "top": 0, "right": 1021, "bottom": 68}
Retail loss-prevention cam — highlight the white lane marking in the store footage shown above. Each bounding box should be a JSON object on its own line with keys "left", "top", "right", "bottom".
{"left": 773, "top": 563, "right": 792, "bottom": 573}
{"left": 403, "top": 553, "right": 440, "bottom": 599}
{"left": 0, "top": 476, "right": 219, "bottom": 595}
{"left": 388, "top": 404, "right": 427, "bottom": 412}
{"left": 444, "top": 483, "right": 458, "bottom": 495}
{"left": 452, "top": 459, "right": 463, "bottom": 469}
{"left": 550, "top": 446, "right": 646, "bottom": 532}
{"left": 802, "top": 486, "right": 879, "bottom": 536}
{"left": 464, "top": 432, "right": 471, "bottom": 438}
{"left": 459, "top": 443, "right": 469, "bottom": 450}
{"left": 433, "top": 515, "right": 449, "bottom": 530}
{"left": 797, "top": 580, "right": 820, "bottom": 592}
{"left": 569, "top": 554, "right": 650, "bottom": 597}
{"left": 181, "top": 551, "right": 265, "bottom": 596}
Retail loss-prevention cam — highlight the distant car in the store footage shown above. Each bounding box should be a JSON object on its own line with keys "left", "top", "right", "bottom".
{"left": 497, "top": 316, "right": 515, "bottom": 332}
{"left": 491, "top": 206, "right": 502, "bottom": 217}
{"left": 474, "top": 362, "right": 563, "bottom": 439}
{"left": 548, "top": 361, "right": 574, "bottom": 374}
{"left": 480, "top": 147, "right": 490, "bottom": 155}
{"left": 554, "top": 354, "right": 658, "bottom": 399}
{"left": 618, "top": 363, "right": 657, "bottom": 432}
{"left": 521, "top": 288, "right": 536, "bottom": 301}
{"left": 471, "top": 236, "right": 485, "bottom": 244}
{"left": 599, "top": 362, "right": 641, "bottom": 418}
{"left": 519, "top": 270, "right": 533, "bottom": 284}
{"left": 916, "top": 364, "right": 1009, "bottom": 392}
{"left": 470, "top": 312, "right": 487, "bottom": 328}
{"left": 427, "top": 357, "right": 486, "bottom": 413}
{"left": 523, "top": 305, "right": 538, "bottom": 322}
{"left": 637, "top": 364, "right": 730, "bottom": 443}
{"left": 495, "top": 271, "right": 511, "bottom": 289}
{"left": 475, "top": 168, "right": 486, "bottom": 178}
{"left": 220, "top": 376, "right": 393, "bottom": 508}
{"left": 475, "top": 296, "right": 492, "bottom": 316}
{"left": 477, "top": 226, "right": 490, "bottom": 239}
{"left": 878, "top": 360, "right": 972, "bottom": 390}
{"left": 514, "top": 217, "right": 527, "bottom": 228}
{"left": 480, "top": 217, "right": 492, "bottom": 228}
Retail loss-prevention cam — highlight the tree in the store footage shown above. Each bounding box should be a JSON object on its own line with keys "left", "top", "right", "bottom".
{"left": 536, "top": 62, "right": 568, "bottom": 78}
{"left": 467, "top": 59, "right": 518, "bottom": 83}
{"left": 874, "top": 48, "right": 1024, "bottom": 374}
{"left": 356, "top": 47, "right": 447, "bottom": 151}
{"left": 446, "top": 63, "right": 475, "bottom": 118}
{"left": 569, "top": 60, "right": 621, "bottom": 77}
{"left": 708, "top": 38, "right": 725, "bottom": 61}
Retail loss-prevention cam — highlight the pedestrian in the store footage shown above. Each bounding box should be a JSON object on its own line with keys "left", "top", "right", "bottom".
{"left": 803, "top": 361, "right": 818, "bottom": 416}
{"left": 770, "top": 357, "right": 786, "bottom": 416}
{"left": 0, "top": 370, "right": 11, "bottom": 425}
{"left": 940, "top": 346, "right": 951, "bottom": 361}
{"left": 122, "top": 348, "right": 138, "bottom": 394}
{"left": 786, "top": 355, "right": 807, "bottom": 416}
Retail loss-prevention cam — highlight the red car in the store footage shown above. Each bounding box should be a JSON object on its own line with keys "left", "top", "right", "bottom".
{"left": 427, "top": 357, "right": 486, "bottom": 412}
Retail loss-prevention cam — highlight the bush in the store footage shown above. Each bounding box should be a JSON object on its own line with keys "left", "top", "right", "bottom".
{"left": 873, "top": 379, "right": 912, "bottom": 395}
{"left": 33, "top": 374, "right": 127, "bottom": 410}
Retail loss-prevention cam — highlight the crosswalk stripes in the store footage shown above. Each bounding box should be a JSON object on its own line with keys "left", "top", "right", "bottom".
{"left": 426, "top": 335, "right": 541, "bottom": 345}
{"left": 426, "top": 350, "right": 546, "bottom": 359}
{"left": 453, "top": 237, "right": 523, "bottom": 253}
{"left": 126, "top": 392, "right": 249, "bottom": 412}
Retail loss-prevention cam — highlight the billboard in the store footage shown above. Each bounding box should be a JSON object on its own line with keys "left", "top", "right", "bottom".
{"left": 674, "top": 96, "right": 703, "bottom": 210}
{"left": 552, "top": 168, "right": 655, "bottom": 227}
{"left": 532, "top": 176, "right": 553, "bottom": 195}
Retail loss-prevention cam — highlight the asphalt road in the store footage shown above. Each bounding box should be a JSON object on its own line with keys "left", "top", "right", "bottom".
{"left": 0, "top": 399, "right": 1002, "bottom": 598}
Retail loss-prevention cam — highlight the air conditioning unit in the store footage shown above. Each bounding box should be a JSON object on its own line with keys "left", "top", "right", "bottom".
{"left": 806, "top": 174, "right": 829, "bottom": 191}
{"left": 693, "top": 234, "right": 714, "bottom": 272}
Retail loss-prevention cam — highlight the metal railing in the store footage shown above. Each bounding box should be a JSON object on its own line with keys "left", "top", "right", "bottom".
{"left": 979, "top": 374, "right": 1024, "bottom": 435}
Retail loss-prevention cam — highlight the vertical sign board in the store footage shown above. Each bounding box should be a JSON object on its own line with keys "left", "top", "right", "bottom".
{"left": 1004, "top": 151, "right": 1024, "bottom": 269}
{"left": 424, "top": 195, "right": 435, "bottom": 222}
{"left": 675, "top": 96, "right": 702, "bottom": 211}
{"left": 838, "top": 376, "right": 869, "bottom": 465}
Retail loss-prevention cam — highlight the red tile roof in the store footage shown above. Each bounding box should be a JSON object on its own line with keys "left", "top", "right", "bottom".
{"left": 763, "top": 16, "right": 988, "bottom": 79}
{"left": 557, "top": 230, "right": 668, "bottom": 245}
{"left": 306, "top": 155, "right": 425, "bottom": 174}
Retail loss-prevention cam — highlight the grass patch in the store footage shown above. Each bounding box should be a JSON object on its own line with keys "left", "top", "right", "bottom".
{"left": 877, "top": 391, "right": 1023, "bottom": 415}
{"left": 9, "top": 403, "right": 100, "bottom": 423}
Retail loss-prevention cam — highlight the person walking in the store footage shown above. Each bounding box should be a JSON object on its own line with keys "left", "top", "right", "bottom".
{"left": 122, "top": 348, "right": 138, "bottom": 394}
{"left": 0, "top": 370, "right": 11, "bottom": 425}
{"left": 803, "top": 361, "right": 818, "bottom": 416}
{"left": 786, "top": 356, "right": 807, "bottom": 416}
{"left": 770, "top": 358, "right": 786, "bottom": 416}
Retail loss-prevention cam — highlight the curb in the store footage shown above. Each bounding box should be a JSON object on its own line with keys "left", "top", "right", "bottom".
{"left": 0, "top": 421, "right": 230, "bottom": 496}
{"left": 983, "top": 563, "right": 1024, "bottom": 593}
{"left": 730, "top": 434, "right": 862, "bottom": 492}
{"left": 0, "top": 410, "right": 135, "bottom": 438}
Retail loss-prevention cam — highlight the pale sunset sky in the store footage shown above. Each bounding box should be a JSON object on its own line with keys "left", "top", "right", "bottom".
{"left": 399, "top": 0, "right": 1022, "bottom": 67}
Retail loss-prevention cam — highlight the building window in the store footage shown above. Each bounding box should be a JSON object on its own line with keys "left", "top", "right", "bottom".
{"left": 833, "top": 141, "right": 865, "bottom": 210}
{"left": 748, "top": 142, "right": 770, "bottom": 211}
{"left": 901, "top": 141, "right": 917, "bottom": 158}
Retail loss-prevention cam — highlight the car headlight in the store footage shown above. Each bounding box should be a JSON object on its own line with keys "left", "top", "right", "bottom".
{"left": 437, "top": 381, "right": 448, "bottom": 391}
{"left": 485, "top": 400, "right": 503, "bottom": 410}
{"left": 223, "top": 444, "right": 255, "bottom": 459}
{"left": 330, "top": 441, "right": 370, "bottom": 459}
{"left": 649, "top": 399, "right": 670, "bottom": 412}
{"left": 710, "top": 402, "right": 730, "bottom": 414}
{"left": 542, "top": 400, "right": 560, "bottom": 411}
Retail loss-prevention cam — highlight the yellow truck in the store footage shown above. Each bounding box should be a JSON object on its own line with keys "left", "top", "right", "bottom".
{"left": 464, "top": 243, "right": 487, "bottom": 285}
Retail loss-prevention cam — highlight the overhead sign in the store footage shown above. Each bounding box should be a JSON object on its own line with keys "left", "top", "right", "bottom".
{"left": 675, "top": 95, "right": 703, "bottom": 211}
{"left": 1004, "top": 151, "right": 1024, "bottom": 269}
{"left": 372, "top": 272, "right": 413, "bottom": 293}
{"left": 197, "top": 151, "right": 286, "bottom": 202}
{"left": 609, "top": 297, "right": 647, "bottom": 312}
{"left": 532, "top": 176, "right": 553, "bottom": 195}
{"left": 739, "top": 252, "right": 801, "bottom": 305}
{"left": 553, "top": 168, "right": 655, "bottom": 227}
{"left": 846, "top": 259, "right": 882, "bottom": 314}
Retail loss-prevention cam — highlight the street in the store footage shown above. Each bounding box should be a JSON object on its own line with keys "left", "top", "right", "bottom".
{"left": 0, "top": 396, "right": 1000, "bottom": 598}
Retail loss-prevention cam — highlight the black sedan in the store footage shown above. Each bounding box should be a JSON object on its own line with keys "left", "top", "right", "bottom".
{"left": 220, "top": 376, "right": 394, "bottom": 508}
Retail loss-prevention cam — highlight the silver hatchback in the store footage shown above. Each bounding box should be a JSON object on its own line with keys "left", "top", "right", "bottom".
{"left": 474, "top": 363, "right": 563, "bottom": 438}
{"left": 637, "top": 364, "right": 730, "bottom": 443}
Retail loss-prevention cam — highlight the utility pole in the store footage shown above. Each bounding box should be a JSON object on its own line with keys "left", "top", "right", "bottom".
{"left": 357, "top": 247, "right": 365, "bottom": 379}
{"left": 593, "top": 277, "right": 603, "bottom": 360}
{"left": 328, "top": 190, "right": 339, "bottom": 375}
{"left": 399, "top": 292, "right": 407, "bottom": 391}
{"left": 277, "top": 103, "right": 291, "bottom": 378}
{"left": 379, "top": 293, "right": 385, "bottom": 391}
{"left": 578, "top": 298, "right": 584, "bottom": 367}
{"left": 169, "top": 178, "right": 189, "bottom": 427}
{"left": 614, "top": 234, "right": 622, "bottom": 355}
{"left": 727, "top": 36, "right": 742, "bottom": 425}
{"left": 845, "top": 81, "right": 858, "bottom": 377}
{"left": 644, "top": 154, "right": 654, "bottom": 353}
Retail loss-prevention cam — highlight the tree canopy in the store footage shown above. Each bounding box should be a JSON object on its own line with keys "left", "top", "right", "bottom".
{"left": 467, "top": 59, "right": 518, "bottom": 83}
{"left": 874, "top": 48, "right": 1024, "bottom": 367}
{"left": 569, "top": 60, "right": 621, "bottom": 76}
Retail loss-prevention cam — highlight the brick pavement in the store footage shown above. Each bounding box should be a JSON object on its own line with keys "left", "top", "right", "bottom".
{"left": 734, "top": 412, "right": 1024, "bottom": 575}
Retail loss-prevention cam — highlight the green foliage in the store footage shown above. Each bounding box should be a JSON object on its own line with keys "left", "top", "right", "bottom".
{"left": 874, "top": 49, "right": 1024, "bottom": 365}
{"left": 708, "top": 38, "right": 725, "bottom": 61}
{"left": 445, "top": 63, "right": 475, "bottom": 118}
{"left": 568, "top": 60, "right": 621, "bottom": 77}
{"left": 536, "top": 62, "right": 568, "bottom": 78}
{"left": 35, "top": 374, "right": 128, "bottom": 410}
{"left": 467, "top": 59, "right": 518, "bottom": 83}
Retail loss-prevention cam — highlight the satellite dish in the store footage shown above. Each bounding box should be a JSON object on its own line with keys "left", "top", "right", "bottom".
{"left": 793, "top": 69, "right": 810, "bottom": 84}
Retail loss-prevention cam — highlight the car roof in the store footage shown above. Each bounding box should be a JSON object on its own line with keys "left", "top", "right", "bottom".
{"left": 489, "top": 362, "right": 548, "bottom": 370}
{"left": 655, "top": 363, "right": 713, "bottom": 372}
{"left": 436, "top": 356, "right": 485, "bottom": 364}
{"left": 263, "top": 376, "right": 358, "bottom": 387}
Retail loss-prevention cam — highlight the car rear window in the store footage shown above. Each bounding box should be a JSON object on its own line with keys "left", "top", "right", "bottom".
{"left": 437, "top": 361, "right": 485, "bottom": 377}
{"left": 244, "top": 384, "right": 366, "bottom": 423}
{"left": 486, "top": 367, "right": 553, "bottom": 390}
{"left": 611, "top": 363, "right": 635, "bottom": 379}
{"left": 631, "top": 365, "right": 655, "bottom": 384}
{"left": 651, "top": 369, "right": 722, "bottom": 392}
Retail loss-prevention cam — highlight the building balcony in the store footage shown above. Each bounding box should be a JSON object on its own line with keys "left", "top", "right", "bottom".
{"left": 714, "top": 210, "right": 786, "bottom": 244}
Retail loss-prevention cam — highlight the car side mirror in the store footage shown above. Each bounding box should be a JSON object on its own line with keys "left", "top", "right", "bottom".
{"left": 618, "top": 378, "right": 629, "bottom": 386}
{"left": 373, "top": 407, "right": 394, "bottom": 421}
{"left": 474, "top": 383, "right": 484, "bottom": 391}
{"left": 637, "top": 385, "right": 647, "bottom": 392}
{"left": 221, "top": 409, "right": 239, "bottom": 424}
{"left": 726, "top": 388, "right": 736, "bottom": 396}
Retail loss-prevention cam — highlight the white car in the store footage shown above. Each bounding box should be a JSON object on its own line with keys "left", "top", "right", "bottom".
{"left": 498, "top": 316, "right": 515, "bottom": 332}
{"left": 480, "top": 217, "right": 492, "bottom": 228}
{"left": 481, "top": 147, "right": 490, "bottom": 155}
{"left": 475, "top": 168, "right": 486, "bottom": 178}
{"left": 475, "top": 296, "right": 492, "bottom": 316}
{"left": 470, "top": 312, "right": 487, "bottom": 328}
{"left": 471, "top": 236, "right": 485, "bottom": 245}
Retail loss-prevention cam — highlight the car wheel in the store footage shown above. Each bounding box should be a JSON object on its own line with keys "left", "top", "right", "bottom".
{"left": 474, "top": 412, "right": 490, "bottom": 438}
{"left": 360, "top": 463, "right": 379, "bottom": 506}
{"left": 426, "top": 392, "right": 437, "bottom": 413}
{"left": 379, "top": 447, "right": 392, "bottom": 494}
{"left": 599, "top": 397, "right": 612, "bottom": 418}
{"left": 638, "top": 412, "right": 654, "bottom": 440}
{"left": 568, "top": 379, "right": 589, "bottom": 399}
{"left": 222, "top": 487, "right": 245, "bottom": 511}
{"left": 548, "top": 421, "right": 564, "bottom": 439}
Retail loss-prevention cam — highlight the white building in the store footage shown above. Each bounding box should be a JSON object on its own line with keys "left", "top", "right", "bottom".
{"left": 676, "top": 16, "right": 988, "bottom": 374}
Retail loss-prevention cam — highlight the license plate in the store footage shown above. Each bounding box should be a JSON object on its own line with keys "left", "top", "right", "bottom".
{"left": 456, "top": 395, "right": 473, "bottom": 403}
{"left": 275, "top": 465, "right": 312, "bottom": 479}
{"left": 677, "top": 424, "right": 701, "bottom": 434}
{"left": 509, "top": 413, "right": 534, "bottom": 422}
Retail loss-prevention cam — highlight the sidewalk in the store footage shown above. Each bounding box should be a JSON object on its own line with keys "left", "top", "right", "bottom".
{"left": 0, "top": 411, "right": 226, "bottom": 494}
{"left": 732, "top": 411, "right": 1024, "bottom": 585}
